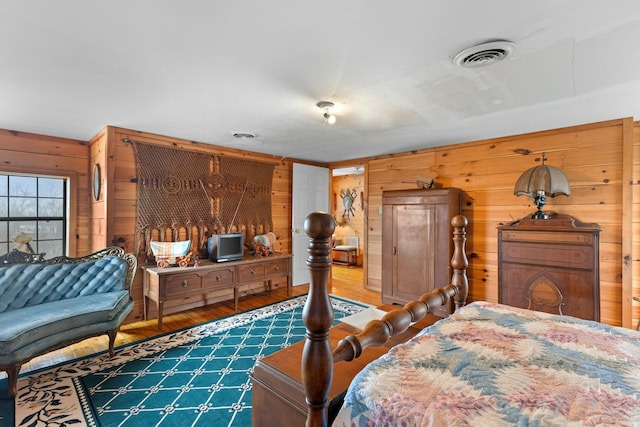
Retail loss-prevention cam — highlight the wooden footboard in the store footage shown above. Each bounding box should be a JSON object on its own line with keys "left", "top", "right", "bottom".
{"left": 301, "top": 212, "right": 469, "bottom": 427}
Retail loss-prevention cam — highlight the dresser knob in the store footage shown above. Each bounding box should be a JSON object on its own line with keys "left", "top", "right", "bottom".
{"left": 251, "top": 269, "right": 256, "bottom": 275}
{"left": 182, "top": 280, "right": 189, "bottom": 288}
{"left": 216, "top": 275, "right": 222, "bottom": 281}
{"left": 274, "top": 265, "right": 280, "bottom": 271}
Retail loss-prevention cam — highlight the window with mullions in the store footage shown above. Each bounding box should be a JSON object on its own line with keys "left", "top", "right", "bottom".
{"left": 0, "top": 174, "right": 67, "bottom": 258}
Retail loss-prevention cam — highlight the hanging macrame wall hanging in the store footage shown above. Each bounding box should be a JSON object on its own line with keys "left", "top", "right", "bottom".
{"left": 131, "top": 140, "right": 275, "bottom": 256}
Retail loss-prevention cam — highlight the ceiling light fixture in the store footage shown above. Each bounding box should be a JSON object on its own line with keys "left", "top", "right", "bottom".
{"left": 232, "top": 132, "right": 255, "bottom": 139}
{"left": 316, "top": 101, "right": 337, "bottom": 124}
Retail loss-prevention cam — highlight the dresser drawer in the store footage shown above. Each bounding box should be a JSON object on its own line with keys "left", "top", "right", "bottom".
{"left": 265, "top": 259, "right": 289, "bottom": 277}
{"left": 501, "top": 241, "right": 594, "bottom": 269}
{"left": 500, "top": 263, "right": 597, "bottom": 320}
{"left": 238, "top": 263, "right": 266, "bottom": 282}
{"left": 500, "top": 230, "right": 594, "bottom": 245}
{"left": 163, "top": 273, "right": 202, "bottom": 297}
{"left": 203, "top": 268, "right": 235, "bottom": 290}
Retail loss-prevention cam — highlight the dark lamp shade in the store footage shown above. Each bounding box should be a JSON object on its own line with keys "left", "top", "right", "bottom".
{"left": 514, "top": 165, "right": 570, "bottom": 197}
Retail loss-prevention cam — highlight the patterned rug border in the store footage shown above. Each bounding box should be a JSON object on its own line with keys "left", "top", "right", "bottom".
{"left": 6, "top": 294, "right": 368, "bottom": 427}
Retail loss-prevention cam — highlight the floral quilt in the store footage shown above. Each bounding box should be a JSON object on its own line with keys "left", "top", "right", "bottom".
{"left": 332, "top": 302, "right": 640, "bottom": 427}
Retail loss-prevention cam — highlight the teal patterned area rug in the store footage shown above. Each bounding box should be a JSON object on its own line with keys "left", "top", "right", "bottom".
{"left": 2, "top": 295, "right": 367, "bottom": 427}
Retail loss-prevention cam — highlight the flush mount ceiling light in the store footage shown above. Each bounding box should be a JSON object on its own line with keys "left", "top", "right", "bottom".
{"left": 316, "top": 101, "right": 337, "bottom": 124}
{"left": 453, "top": 40, "right": 516, "bottom": 68}
{"left": 232, "top": 132, "right": 256, "bottom": 139}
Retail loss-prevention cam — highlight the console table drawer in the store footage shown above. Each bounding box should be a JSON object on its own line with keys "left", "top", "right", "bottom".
{"left": 163, "top": 273, "right": 202, "bottom": 297}
{"left": 238, "top": 263, "right": 266, "bottom": 281}
{"left": 203, "top": 268, "right": 235, "bottom": 289}
{"left": 265, "top": 259, "right": 289, "bottom": 277}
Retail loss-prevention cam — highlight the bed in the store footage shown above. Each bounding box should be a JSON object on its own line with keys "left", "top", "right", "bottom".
{"left": 300, "top": 212, "right": 640, "bottom": 427}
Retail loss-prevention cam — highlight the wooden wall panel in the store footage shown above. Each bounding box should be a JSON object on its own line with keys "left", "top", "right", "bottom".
{"left": 0, "top": 129, "right": 89, "bottom": 257}
{"left": 3, "top": 117, "right": 638, "bottom": 329}
{"left": 89, "top": 126, "right": 295, "bottom": 322}
{"left": 360, "top": 119, "right": 630, "bottom": 327}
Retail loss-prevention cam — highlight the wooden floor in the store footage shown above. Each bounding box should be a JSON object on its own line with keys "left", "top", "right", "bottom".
{"left": 11, "top": 265, "right": 377, "bottom": 378}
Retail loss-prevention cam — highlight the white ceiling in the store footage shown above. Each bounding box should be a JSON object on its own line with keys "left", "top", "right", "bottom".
{"left": 2, "top": 1, "right": 640, "bottom": 163}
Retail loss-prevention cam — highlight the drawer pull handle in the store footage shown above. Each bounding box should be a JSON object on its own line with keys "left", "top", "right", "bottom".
{"left": 251, "top": 269, "right": 257, "bottom": 275}
{"left": 274, "top": 265, "right": 280, "bottom": 271}
{"left": 182, "top": 280, "right": 189, "bottom": 288}
{"left": 216, "top": 275, "right": 222, "bottom": 281}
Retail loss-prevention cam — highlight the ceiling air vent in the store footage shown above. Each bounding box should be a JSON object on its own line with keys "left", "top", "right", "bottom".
{"left": 453, "top": 40, "right": 515, "bottom": 68}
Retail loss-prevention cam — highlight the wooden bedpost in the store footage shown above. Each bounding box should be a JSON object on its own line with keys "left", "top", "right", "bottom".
{"left": 302, "top": 213, "right": 469, "bottom": 427}
{"left": 451, "top": 214, "right": 468, "bottom": 310}
{"left": 301, "top": 211, "right": 335, "bottom": 427}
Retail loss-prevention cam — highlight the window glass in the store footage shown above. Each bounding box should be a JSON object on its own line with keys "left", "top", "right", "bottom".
{"left": 38, "top": 198, "right": 64, "bottom": 217}
{"left": 38, "top": 239, "right": 63, "bottom": 258}
{"left": 39, "top": 178, "right": 64, "bottom": 198}
{"left": 10, "top": 197, "right": 37, "bottom": 217}
{"left": 0, "top": 175, "right": 7, "bottom": 196}
{"left": 9, "top": 220, "right": 37, "bottom": 238}
{"left": 0, "top": 222, "right": 7, "bottom": 255}
{"left": 38, "top": 220, "right": 63, "bottom": 240}
{"left": 9, "top": 176, "right": 37, "bottom": 197}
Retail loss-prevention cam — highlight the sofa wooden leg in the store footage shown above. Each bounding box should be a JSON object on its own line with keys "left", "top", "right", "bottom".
{"left": 107, "top": 329, "right": 118, "bottom": 357}
{"left": 6, "top": 364, "right": 19, "bottom": 397}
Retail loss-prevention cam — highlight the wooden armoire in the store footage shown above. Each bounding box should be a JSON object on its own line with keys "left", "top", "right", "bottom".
{"left": 381, "top": 188, "right": 462, "bottom": 317}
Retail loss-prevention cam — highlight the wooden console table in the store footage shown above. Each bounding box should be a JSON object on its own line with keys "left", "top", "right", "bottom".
{"left": 143, "top": 253, "right": 292, "bottom": 330}
{"left": 251, "top": 305, "right": 441, "bottom": 427}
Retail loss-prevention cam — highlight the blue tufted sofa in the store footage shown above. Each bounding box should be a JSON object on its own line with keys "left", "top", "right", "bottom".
{"left": 0, "top": 247, "right": 137, "bottom": 398}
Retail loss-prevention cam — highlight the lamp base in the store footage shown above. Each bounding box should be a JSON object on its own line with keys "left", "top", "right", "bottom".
{"left": 531, "top": 210, "right": 550, "bottom": 220}
{"left": 531, "top": 193, "right": 548, "bottom": 220}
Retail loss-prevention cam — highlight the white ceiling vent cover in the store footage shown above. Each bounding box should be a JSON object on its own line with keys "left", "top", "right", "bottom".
{"left": 453, "top": 40, "right": 515, "bottom": 68}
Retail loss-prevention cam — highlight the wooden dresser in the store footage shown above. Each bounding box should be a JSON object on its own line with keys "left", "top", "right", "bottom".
{"left": 498, "top": 214, "right": 600, "bottom": 321}
{"left": 381, "top": 188, "right": 461, "bottom": 317}
{"left": 142, "top": 253, "right": 292, "bottom": 329}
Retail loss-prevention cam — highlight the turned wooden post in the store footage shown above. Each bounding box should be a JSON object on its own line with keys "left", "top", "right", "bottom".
{"left": 301, "top": 212, "right": 335, "bottom": 427}
{"left": 451, "top": 214, "right": 468, "bottom": 310}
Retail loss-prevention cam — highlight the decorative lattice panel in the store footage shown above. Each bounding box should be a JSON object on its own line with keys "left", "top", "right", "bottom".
{"left": 132, "top": 141, "right": 274, "bottom": 256}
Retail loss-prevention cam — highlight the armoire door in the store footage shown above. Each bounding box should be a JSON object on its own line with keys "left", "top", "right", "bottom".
{"left": 390, "top": 204, "right": 435, "bottom": 302}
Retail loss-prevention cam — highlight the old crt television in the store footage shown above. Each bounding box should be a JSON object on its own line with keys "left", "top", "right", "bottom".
{"left": 208, "top": 233, "right": 244, "bottom": 262}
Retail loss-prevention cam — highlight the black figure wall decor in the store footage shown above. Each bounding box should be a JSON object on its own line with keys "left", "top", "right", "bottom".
{"left": 340, "top": 188, "right": 358, "bottom": 220}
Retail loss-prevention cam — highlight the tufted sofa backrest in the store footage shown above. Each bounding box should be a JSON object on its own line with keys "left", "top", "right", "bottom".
{"left": 0, "top": 256, "right": 128, "bottom": 313}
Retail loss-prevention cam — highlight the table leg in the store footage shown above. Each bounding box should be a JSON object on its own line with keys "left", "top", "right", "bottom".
{"left": 157, "top": 300, "right": 164, "bottom": 331}
{"left": 234, "top": 286, "right": 239, "bottom": 311}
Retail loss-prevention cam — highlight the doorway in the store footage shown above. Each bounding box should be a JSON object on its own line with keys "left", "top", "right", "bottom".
{"left": 331, "top": 166, "right": 365, "bottom": 287}
{"left": 291, "top": 163, "right": 329, "bottom": 286}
